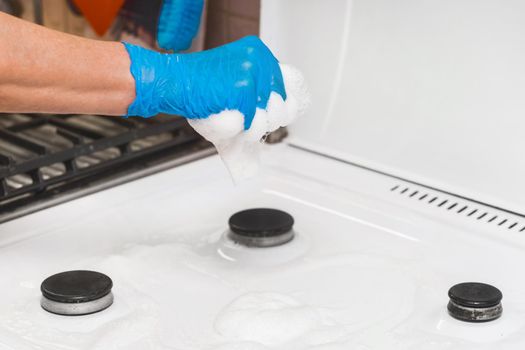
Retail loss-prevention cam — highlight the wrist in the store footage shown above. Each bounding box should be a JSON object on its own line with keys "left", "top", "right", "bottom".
{"left": 122, "top": 42, "right": 167, "bottom": 118}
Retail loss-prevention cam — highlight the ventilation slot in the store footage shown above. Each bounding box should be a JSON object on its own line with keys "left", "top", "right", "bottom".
{"left": 390, "top": 184, "right": 525, "bottom": 232}
{"left": 477, "top": 212, "right": 487, "bottom": 220}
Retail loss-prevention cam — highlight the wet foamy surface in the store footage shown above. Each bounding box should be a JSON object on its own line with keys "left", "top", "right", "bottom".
{"left": 1, "top": 149, "right": 525, "bottom": 349}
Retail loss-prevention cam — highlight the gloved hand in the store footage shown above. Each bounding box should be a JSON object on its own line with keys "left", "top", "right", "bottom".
{"left": 123, "top": 36, "right": 287, "bottom": 130}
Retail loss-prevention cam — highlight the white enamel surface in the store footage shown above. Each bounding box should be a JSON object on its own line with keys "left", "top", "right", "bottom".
{"left": 261, "top": 0, "right": 525, "bottom": 214}
{"left": 1, "top": 145, "right": 525, "bottom": 349}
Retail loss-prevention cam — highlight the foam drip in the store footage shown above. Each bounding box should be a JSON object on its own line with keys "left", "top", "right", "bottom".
{"left": 189, "top": 64, "right": 309, "bottom": 182}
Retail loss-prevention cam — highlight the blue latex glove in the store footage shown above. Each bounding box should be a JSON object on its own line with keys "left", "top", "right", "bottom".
{"left": 123, "top": 36, "right": 287, "bottom": 130}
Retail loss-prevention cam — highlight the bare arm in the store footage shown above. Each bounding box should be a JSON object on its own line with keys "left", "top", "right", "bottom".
{"left": 0, "top": 12, "right": 135, "bottom": 115}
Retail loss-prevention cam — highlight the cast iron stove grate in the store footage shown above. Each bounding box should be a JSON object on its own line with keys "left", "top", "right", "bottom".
{"left": 0, "top": 113, "right": 210, "bottom": 218}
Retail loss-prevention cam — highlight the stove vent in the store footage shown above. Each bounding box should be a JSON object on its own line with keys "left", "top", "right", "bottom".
{"left": 390, "top": 184, "right": 525, "bottom": 232}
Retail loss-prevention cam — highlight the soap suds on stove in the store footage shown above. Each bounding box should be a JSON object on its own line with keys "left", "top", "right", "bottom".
{"left": 189, "top": 64, "right": 309, "bottom": 182}
{"left": 0, "top": 228, "right": 417, "bottom": 349}
{"left": 215, "top": 292, "right": 329, "bottom": 346}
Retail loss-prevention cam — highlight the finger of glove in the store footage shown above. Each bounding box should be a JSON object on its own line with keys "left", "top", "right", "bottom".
{"left": 233, "top": 76, "right": 257, "bottom": 130}
{"left": 269, "top": 58, "right": 287, "bottom": 101}
{"left": 253, "top": 39, "right": 287, "bottom": 107}
{"left": 252, "top": 48, "right": 273, "bottom": 111}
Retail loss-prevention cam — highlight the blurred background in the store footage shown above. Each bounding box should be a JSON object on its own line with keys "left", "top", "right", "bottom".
{"left": 0, "top": 0, "right": 261, "bottom": 50}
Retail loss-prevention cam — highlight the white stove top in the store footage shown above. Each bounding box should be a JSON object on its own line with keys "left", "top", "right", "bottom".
{"left": 1, "top": 144, "right": 524, "bottom": 349}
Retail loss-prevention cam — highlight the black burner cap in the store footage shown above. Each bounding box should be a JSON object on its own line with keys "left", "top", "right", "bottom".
{"left": 448, "top": 282, "right": 502, "bottom": 308}
{"left": 229, "top": 208, "right": 294, "bottom": 238}
{"left": 41, "top": 270, "right": 113, "bottom": 303}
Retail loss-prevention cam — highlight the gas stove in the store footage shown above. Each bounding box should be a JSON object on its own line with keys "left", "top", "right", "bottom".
{"left": 1, "top": 144, "right": 524, "bottom": 349}
{"left": 2, "top": 0, "right": 525, "bottom": 348}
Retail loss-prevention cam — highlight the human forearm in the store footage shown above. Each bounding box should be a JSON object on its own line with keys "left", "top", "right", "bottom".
{"left": 0, "top": 12, "right": 295, "bottom": 130}
{"left": 0, "top": 12, "right": 135, "bottom": 115}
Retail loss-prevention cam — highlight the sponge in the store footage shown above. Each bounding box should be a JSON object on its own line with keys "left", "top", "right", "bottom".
{"left": 157, "top": 0, "right": 205, "bottom": 52}
{"left": 188, "top": 64, "right": 309, "bottom": 183}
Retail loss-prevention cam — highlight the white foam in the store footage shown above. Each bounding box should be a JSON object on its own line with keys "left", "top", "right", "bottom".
{"left": 214, "top": 292, "right": 327, "bottom": 347}
{"left": 189, "top": 64, "right": 309, "bottom": 182}
{"left": 211, "top": 342, "right": 270, "bottom": 350}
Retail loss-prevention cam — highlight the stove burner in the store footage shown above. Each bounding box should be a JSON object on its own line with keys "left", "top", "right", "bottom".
{"left": 228, "top": 208, "right": 295, "bottom": 247}
{"left": 447, "top": 282, "right": 503, "bottom": 322}
{"left": 40, "top": 270, "right": 113, "bottom": 316}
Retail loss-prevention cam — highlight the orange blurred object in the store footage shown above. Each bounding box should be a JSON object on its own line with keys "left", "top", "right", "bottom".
{"left": 72, "top": 0, "right": 126, "bottom": 36}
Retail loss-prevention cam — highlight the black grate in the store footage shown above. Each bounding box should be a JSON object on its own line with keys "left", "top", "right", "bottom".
{"left": 0, "top": 113, "right": 206, "bottom": 212}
